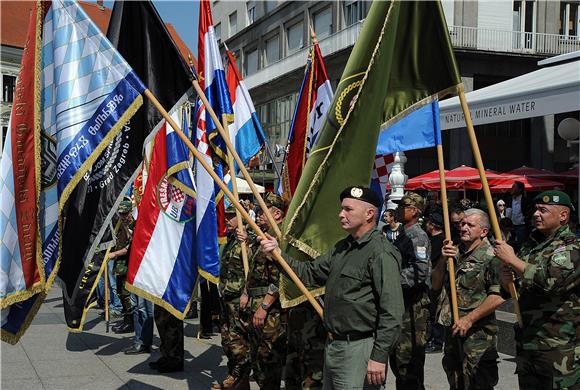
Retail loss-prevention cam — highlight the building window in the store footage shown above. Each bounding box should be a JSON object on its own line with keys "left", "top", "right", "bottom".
{"left": 313, "top": 7, "right": 332, "bottom": 39}
{"left": 264, "top": 34, "right": 280, "bottom": 67}
{"left": 286, "top": 21, "right": 303, "bottom": 54}
{"left": 257, "top": 93, "right": 298, "bottom": 161}
{"left": 3, "top": 75, "right": 16, "bottom": 103}
{"left": 229, "top": 11, "right": 238, "bottom": 36}
{"left": 560, "top": 2, "right": 580, "bottom": 37}
{"left": 247, "top": 5, "right": 256, "bottom": 25}
{"left": 244, "top": 47, "right": 259, "bottom": 77}
{"left": 265, "top": 0, "right": 277, "bottom": 14}
{"left": 344, "top": 1, "right": 367, "bottom": 26}
{"left": 214, "top": 23, "right": 221, "bottom": 44}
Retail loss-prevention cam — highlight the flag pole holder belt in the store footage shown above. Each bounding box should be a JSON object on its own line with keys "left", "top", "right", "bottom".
{"left": 327, "top": 331, "right": 374, "bottom": 342}
{"left": 247, "top": 287, "right": 271, "bottom": 297}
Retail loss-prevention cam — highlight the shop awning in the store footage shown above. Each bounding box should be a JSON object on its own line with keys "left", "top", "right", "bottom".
{"left": 439, "top": 52, "right": 580, "bottom": 130}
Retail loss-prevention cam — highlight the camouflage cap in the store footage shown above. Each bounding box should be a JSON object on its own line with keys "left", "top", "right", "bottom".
{"left": 534, "top": 190, "right": 575, "bottom": 211}
{"left": 118, "top": 199, "right": 133, "bottom": 214}
{"left": 396, "top": 192, "right": 425, "bottom": 211}
{"left": 264, "top": 192, "right": 287, "bottom": 211}
{"left": 225, "top": 204, "right": 237, "bottom": 214}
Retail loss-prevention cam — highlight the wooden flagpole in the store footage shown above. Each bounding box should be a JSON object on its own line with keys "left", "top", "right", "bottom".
{"left": 143, "top": 89, "right": 323, "bottom": 318}
{"left": 104, "top": 257, "right": 110, "bottom": 333}
{"left": 190, "top": 79, "right": 282, "bottom": 239}
{"left": 222, "top": 113, "right": 250, "bottom": 277}
{"left": 458, "top": 88, "right": 522, "bottom": 327}
{"left": 436, "top": 145, "right": 460, "bottom": 323}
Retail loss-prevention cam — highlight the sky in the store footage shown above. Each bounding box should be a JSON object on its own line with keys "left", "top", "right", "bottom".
{"left": 98, "top": 1, "right": 200, "bottom": 56}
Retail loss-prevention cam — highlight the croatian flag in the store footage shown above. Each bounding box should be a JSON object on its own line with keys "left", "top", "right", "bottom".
{"left": 371, "top": 97, "right": 442, "bottom": 200}
{"left": 196, "top": 0, "right": 234, "bottom": 258}
{"left": 225, "top": 50, "right": 266, "bottom": 169}
{"left": 127, "top": 111, "right": 197, "bottom": 318}
{"left": 280, "top": 43, "right": 333, "bottom": 198}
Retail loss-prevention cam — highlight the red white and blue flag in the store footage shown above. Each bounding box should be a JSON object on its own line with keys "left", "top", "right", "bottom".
{"left": 279, "top": 43, "right": 332, "bottom": 199}
{"left": 127, "top": 111, "right": 197, "bottom": 318}
{"left": 194, "top": 0, "right": 233, "bottom": 276}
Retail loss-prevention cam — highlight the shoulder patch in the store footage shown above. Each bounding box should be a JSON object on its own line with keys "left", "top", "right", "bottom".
{"left": 552, "top": 252, "right": 571, "bottom": 267}
{"left": 553, "top": 246, "right": 567, "bottom": 254}
{"left": 416, "top": 246, "right": 427, "bottom": 259}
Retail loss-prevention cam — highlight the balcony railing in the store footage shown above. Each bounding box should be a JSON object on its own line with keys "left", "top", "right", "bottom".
{"left": 449, "top": 25, "right": 580, "bottom": 56}
{"left": 244, "top": 22, "right": 579, "bottom": 90}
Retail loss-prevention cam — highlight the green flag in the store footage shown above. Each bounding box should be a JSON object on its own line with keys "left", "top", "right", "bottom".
{"left": 280, "top": 0, "right": 462, "bottom": 307}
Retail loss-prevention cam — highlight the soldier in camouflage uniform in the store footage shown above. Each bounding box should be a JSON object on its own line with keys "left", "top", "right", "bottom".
{"left": 243, "top": 193, "right": 287, "bottom": 390}
{"left": 284, "top": 300, "right": 326, "bottom": 390}
{"left": 495, "top": 190, "right": 579, "bottom": 389}
{"left": 434, "top": 208, "right": 505, "bottom": 389}
{"left": 150, "top": 305, "right": 184, "bottom": 373}
{"left": 212, "top": 206, "right": 252, "bottom": 390}
{"left": 390, "top": 192, "right": 431, "bottom": 389}
{"left": 109, "top": 199, "right": 135, "bottom": 334}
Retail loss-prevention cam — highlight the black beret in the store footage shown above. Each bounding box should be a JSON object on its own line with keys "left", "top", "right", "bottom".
{"left": 339, "top": 186, "right": 382, "bottom": 208}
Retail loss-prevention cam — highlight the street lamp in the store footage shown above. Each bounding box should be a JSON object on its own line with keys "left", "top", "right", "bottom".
{"left": 557, "top": 117, "right": 580, "bottom": 221}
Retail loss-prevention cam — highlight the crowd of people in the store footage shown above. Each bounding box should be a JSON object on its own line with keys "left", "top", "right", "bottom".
{"left": 96, "top": 182, "right": 578, "bottom": 390}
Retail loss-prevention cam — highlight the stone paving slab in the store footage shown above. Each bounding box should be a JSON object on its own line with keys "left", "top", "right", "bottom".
{"left": 1, "top": 287, "right": 518, "bottom": 389}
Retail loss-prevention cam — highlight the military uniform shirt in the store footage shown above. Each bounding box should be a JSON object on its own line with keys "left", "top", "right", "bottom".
{"left": 437, "top": 238, "right": 501, "bottom": 332}
{"left": 283, "top": 228, "right": 404, "bottom": 362}
{"left": 517, "top": 225, "right": 579, "bottom": 351}
{"left": 219, "top": 234, "right": 250, "bottom": 300}
{"left": 246, "top": 227, "right": 282, "bottom": 296}
{"left": 403, "top": 223, "right": 431, "bottom": 288}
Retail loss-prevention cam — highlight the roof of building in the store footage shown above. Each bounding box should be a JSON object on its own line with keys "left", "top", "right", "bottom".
{"left": 1, "top": 1, "right": 196, "bottom": 69}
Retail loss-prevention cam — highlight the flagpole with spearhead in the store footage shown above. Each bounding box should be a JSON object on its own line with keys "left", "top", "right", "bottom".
{"left": 458, "top": 87, "right": 522, "bottom": 327}
{"left": 222, "top": 113, "right": 250, "bottom": 277}
{"left": 189, "top": 72, "right": 282, "bottom": 239}
{"left": 143, "top": 89, "right": 324, "bottom": 318}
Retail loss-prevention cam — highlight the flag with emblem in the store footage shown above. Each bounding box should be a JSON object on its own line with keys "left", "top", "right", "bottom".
{"left": 2, "top": 0, "right": 148, "bottom": 343}
{"left": 280, "top": 0, "right": 462, "bottom": 307}
{"left": 279, "top": 43, "right": 333, "bottom": 200}
{"left": 127, "top": 111, "right": 197, "bottom": 318}
{"left": 370, "top": 154, "right": 395, "bottom": 207}
{"left": 57, "top": 0, "right": 194, "bottom": 331}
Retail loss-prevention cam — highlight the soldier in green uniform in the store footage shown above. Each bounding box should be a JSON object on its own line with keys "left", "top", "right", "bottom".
{"left": 242, "top": 193, "right": 288, "bottom": 390}
{"left": 433, "top": 208, "right": 505, "bottom": 389}
{"left": 108, "top": 199, "right": 135, "bottom": 334}
{"left": 391, "top": 192, "right": 431, "bottom": 389}
{"left": 150, "top": 304, "right": 184, "bottom": 373}
{"left": 494, "top": 190, "right": 579, "bottom": 389}
{"left": 212, "top": 206, "right": 252, "bottom": 390}
{"left": 284, "top": 300, "right": 326, "bottom": 390}
{"left": 260, "top": 186, "right": 404, "bottom": 389}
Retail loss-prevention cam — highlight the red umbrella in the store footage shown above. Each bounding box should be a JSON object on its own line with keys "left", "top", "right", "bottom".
{"left": 490, "top": 174, "right": 565, "bottom": 192}
{"left": 404, "top": 170, "right": 444, "bottom": 190}
{"left": 507, "top": 165, "right": 557, "bottom": 178}
{"left": 403, "top": 165, "right": 503, "bottom": 191}
{"left": 552, "top": 167, "right": 579, "bottom": 189}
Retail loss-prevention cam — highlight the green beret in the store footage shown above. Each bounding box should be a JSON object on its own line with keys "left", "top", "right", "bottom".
{"left": 339, "top": 186, "right": 382, "bottom": 208}
{"left": 534, "top": 190, "right": 575, "bottom": 211}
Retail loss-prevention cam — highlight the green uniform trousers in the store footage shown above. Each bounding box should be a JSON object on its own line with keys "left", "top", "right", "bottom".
{"left": 323, "top": 337, "right": 384, "bottom": 390}
{"left": 220, "top": 301, "right": 251, "bottom": 379}
{"left": 516, "top": 347, "right": 579, "bottom": 390}
{"left": 153, "top": 305, "right": 184, "bottom": 364}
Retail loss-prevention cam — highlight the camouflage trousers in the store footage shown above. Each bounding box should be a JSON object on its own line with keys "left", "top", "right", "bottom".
{"left": 154, "top": 304, "right": 184, "bottom": 364}
{"left": 115, "top": 274, "right": 133, "bottom": 318}
{"left": 389, "top": 291, "right": 429, "bottom": 390}
{"left": 515, "top": 346, "right": 579, "bottom": 390}
{"left": 249, "top": 300, "right": 287, "bottom": 390}
{"left": 285, "top": 303, "right": 326, "bottom": 390}
{"left": 442, "top": 327, "right": 499, "bottom": 390}
{"left": 220, "top": 300, "right": 251, "bottom": 379}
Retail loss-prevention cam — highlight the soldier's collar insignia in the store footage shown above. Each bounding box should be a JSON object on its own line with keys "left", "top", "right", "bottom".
{"left": 351, "top": 187, "right": 363, "bottom": 198}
